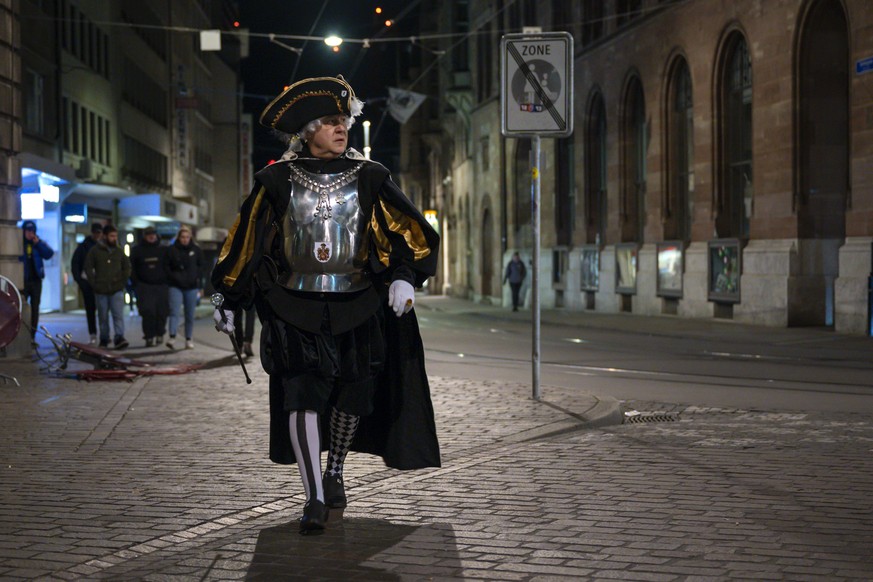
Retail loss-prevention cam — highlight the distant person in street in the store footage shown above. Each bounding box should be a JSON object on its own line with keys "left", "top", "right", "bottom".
{"left": 18, "top": 220, "right": 55, "bottom": 345}
{"left": 503, "top": 251, "right": 527, "bottom": 312}
{"left": 130, "top": 227, "right": 169, "bottom": 347}
{"left": 84, "top": 224, "right": 130, "bottom": 349}
{"left": 211, "top": 75, "right": 441, "bottom": 535}
{"left": 71, "top": 222, "right": 104, "bottom": 345}
{"left": 164, "top": 226, "right": 203, "bottom": 350}
{"left": 233, "top": 305, "right": 256, "bottom": 358}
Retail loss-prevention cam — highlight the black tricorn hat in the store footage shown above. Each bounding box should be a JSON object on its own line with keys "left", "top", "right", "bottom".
{"left": 259, "top": 75, "right": 357, "bottom": 135}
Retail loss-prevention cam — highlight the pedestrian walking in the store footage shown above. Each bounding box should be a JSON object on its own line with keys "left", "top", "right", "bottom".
{"left": 84, "top": 224, "right": 130, "bottom": 349}
{"left": 211, "top": 75, "right": 441, "bottom": 535}
{"left": 233, "top": 305, "right": 256, "bottom": 358}
{"left": 164, "top": 226, "right": 203, "bottom": 350}
{"left": 130, "top": 226, "right": 169, "bottom": 347}
{"left": 503, "top": 251, "right": 527, "bottom": 311}
{"left": 71, "top": 223, "right": 103, "bottom": 344}
{"left": 18, "top": 220, "right": 54, "bottom": 345}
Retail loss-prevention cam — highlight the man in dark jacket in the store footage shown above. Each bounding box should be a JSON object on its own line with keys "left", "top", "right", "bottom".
{"left": 84, "top": 224, "right": 131, "bottom": 349}
{"left": 164, "top": 226, "right": 203, "bottom": 350}
{"left": 18, "top": 220, "right": 55, "bottom": 343}
{"left": 503, "top": 251, "right": 527, "bottom": 312}
{"left": 71, "top": 222, "right": 103, "bottom": 344}
{"left": 130, "top": 227, "right": 168, "bottom": 347}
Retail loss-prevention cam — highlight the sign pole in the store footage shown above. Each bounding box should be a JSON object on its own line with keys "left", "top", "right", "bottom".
{"left": 500, "top": 31, "right": 573, "bottom": 402}
{"left": 531, "top": 135, "right": 541, "bottom": 401}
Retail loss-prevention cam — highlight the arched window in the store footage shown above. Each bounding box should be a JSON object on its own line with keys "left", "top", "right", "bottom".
{"left": 718, "top": 35, "right": 752, "bottom": 238}
{"left": 667, "top": 59, "right": 693, "bottom": 241}
{"left": 621, "top": 76, "right": 646, "bottom": 242}
{"left": 585, "top": 92, "right": 607, "bottom": 245}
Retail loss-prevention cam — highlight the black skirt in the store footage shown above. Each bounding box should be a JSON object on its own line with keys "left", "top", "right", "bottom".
{"left": 260, "top": 304, "right": 386, "bottom": 416}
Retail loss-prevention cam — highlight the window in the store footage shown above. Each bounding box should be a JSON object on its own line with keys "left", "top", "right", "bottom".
{"left": 480, "top": 136, "right": 490, "bottom": 172}
{"left": 582, "top": 0, "right": 604, "bottom": 46}
{"left": 123, "top": 58, "right": 169, "bottom": 126}
{"left": 71, "top": 101, "right": 79, "bottom": 155}
{"left": 58, "top": 1, "right": 110, "bottom": 77}
{"left": 585, "top": 92, "right": 607, "bottom": 245}
{"left": 616, "top": 0, "right": 643, "bottom": 27}
{"left": 123, "top": 134, "right": 168, "bottom": 189}
{"left": 121, "top": 0, "right": 168, "bottom": 61}
{"left": 552, "top": 2, "right": 573, "bottom": 34}
{"left": 621, "top": 77, "right": 646, "bottom": 242}
{"left": 718, "top": 36, "right": 752, "bottom": 238}
{"left": 63, "top": 98, "right": 112, "bottom": 166}
{"left": 667, "top": 59, "right": 693, "bottom": 241}
{"left": 452, "top": 0, "right": 469, "bottom": 72}
{"left": 476, "top": 26, "right": 493, "bottom": 102}
{"left": 22, "top": 68, "right": 45, "bottom": 136}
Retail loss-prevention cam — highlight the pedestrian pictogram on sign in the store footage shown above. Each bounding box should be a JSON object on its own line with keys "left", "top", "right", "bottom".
{"left": 501, "top": 32, "right": 574, "bottom": 138}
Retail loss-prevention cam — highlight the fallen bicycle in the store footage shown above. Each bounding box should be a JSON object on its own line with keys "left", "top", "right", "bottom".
{"left": 35, "top": 325, "right": 202, "bottom": 381}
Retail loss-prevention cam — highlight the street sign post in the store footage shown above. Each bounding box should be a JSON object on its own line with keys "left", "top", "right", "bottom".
{"left": 500, "top": 32, "right": 574, "bottom": 401}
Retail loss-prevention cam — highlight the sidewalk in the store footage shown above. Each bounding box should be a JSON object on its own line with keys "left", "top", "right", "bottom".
{"left": 415, "top": 294, "right": 873, "bottom": 364}
{"left": 0, "top": 302, "right": 871, "bottom": 579}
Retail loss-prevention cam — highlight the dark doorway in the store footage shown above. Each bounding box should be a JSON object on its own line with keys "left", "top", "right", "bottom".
{"left": 794, "top": 0, "right": 849, "bottom": 326}
{"left": 482, "top": 207, "right": 494, "bottom": 298}
{"left": 798, "top": 0, "right": 848, "bottom": 240}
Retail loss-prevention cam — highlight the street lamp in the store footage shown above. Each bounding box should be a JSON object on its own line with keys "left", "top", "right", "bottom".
{"left": 324, "top": 35, "right": 343, "bottom": 47}
{"left": 363, "top": 120, "right": 371, "bottom": 159}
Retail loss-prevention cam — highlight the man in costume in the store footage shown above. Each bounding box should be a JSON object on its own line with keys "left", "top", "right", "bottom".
{"left": 211, "top": 76, "right": 440, "bottom": 535}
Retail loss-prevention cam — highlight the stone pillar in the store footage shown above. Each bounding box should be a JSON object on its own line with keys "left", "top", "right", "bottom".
{"left": 0, "top": 0, "right": 26, "bottom": 357}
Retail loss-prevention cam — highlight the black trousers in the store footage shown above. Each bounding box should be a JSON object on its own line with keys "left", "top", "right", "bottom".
{"left": 509, "top": 282, "right": 522, "bottom": 310}
{"left": 136, "top": 282, "right": 169, "bottom": 339}
{"left": 23, "top": 279, "right": 42, "bottom": 337}
{"left": 234, "top": 305, "right": 257, "bottom": 344}
{"left": 78, "top": 281, "right": 97, "bottom": 335}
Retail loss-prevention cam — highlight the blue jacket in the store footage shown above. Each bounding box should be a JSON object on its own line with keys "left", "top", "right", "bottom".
{"left": 19, "top": 238, "right": 55, "bottom": 283}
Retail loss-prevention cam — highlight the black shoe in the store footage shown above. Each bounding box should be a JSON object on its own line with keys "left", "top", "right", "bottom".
{"left": 145, "top": 337, "right": 154, "bottom": 347}
{"left": 243, "top": 341, "right": 254, "bottom": 358}
{"left": 114, "top": 338, "right": 129, "bottom": 350}
{"left": 299, "top": 500, "right": 328, "bottom": 535}
{"left": 99, "top": 340, "right": 109, "bottom": 348}
{"left": 322, "top": 474, "right": 347, "bottom": 509}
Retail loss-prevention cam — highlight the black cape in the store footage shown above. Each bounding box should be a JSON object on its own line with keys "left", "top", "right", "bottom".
{"left": 213, "top": 150, "right": 441, "bottom": 471}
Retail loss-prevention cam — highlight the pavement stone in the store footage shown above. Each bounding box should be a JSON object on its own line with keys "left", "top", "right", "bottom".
{"left": 0, "top": 306, "right": 871, "bottom": 579}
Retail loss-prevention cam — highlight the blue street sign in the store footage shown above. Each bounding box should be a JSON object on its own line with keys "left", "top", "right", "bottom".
{"left": 857, "top": 56, "right": 873, "bottom": 75}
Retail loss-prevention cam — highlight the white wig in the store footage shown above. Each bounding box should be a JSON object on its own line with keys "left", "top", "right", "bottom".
{"left": 278, "top": 97, "right": 365, "bottom": 156}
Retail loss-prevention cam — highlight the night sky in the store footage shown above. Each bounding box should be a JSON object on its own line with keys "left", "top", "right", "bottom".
{"left": 238, "top": 0, "right": 422, "bottom": 171}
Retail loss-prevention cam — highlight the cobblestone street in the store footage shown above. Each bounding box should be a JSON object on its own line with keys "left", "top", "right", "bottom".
{"left": 1, "top": 312, "right": 872, "bottom": 580}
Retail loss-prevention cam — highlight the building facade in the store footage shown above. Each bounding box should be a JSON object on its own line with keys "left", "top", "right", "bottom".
{"left": 2, "top": 0, "right": 243, "bottom": 342}
{"left": 402, "top": 0, "right": 873, "bottom": 334}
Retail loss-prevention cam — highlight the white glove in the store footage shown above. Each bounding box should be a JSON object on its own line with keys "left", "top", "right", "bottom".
{"left": 213, "top": 308, "right": 235, "bottom": 335}
{"left": 388, "top": 280, "right": 415, "bottom": 317}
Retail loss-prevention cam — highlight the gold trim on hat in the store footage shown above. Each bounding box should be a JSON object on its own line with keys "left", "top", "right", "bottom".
{"left": 259, "top": 76, "right": 356, "bottom": 129}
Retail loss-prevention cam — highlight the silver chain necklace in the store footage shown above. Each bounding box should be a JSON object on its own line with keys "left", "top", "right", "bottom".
{"left": 288, "top": 162, "right": 364, "bottom": 220}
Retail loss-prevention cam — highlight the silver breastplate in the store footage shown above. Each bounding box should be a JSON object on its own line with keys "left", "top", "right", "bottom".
{"left": 279, "top": 163, "right": 370, "bottom": 293}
